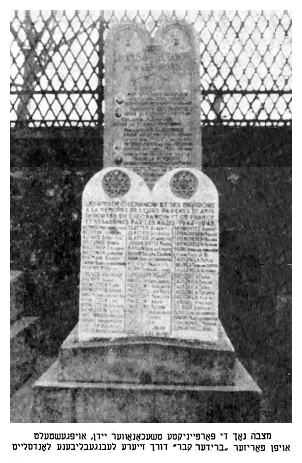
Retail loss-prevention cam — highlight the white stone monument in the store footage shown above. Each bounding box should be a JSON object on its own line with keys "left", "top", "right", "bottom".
{"left": 32, "top": 19, "right": 261, "bottom": 423}
{"left": 79, "top": 167, "right": 218, "bottom": 343}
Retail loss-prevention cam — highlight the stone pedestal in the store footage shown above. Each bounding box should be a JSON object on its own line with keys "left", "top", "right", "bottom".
{"left": 32, "top": 359, "right": 261, "bottom": 423}
{"left": 59, "top": 321, "right": 235, "bottom": 385}
{"left": 32, "top": 322, "right": 262, "bottom": 422}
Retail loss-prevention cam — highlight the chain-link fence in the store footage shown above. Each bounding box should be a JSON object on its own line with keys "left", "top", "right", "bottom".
{"left": 10, "top": 10, "right": 292, "bottom": 129}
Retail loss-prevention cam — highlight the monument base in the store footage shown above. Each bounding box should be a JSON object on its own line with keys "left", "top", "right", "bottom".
{"left": 59, "top": 321, "right": 235, "bottom": 385}
{"left": 32, "top": 359, "right": 261, "bottom": 422}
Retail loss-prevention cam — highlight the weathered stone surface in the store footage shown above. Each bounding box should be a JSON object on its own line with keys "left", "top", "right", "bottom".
{"left": 104, "top": 21, "right": 201, "bottom": 186}
{"left": 10, "top": 270, "right": 25, "bottom": 323}
{"left": 79, "top": 167, "right": 149, "bottom": 340}
{"left": 32, "top": 387, "right": 74, "bottom": 423}
{"left": 153, "top": 167, "right": 219, "bottom": 341}
{"left": 59, "top": 321, "right": 234, "bottom": 385}
{"left": 79, "top": 166, "right": 219, "bottom": 342}
{"left": 32, "top": 359, "right": 261, "bottom": 423}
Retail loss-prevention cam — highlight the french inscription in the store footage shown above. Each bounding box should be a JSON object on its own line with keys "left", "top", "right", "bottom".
{"left": 79, "top": 168, "right": 218, "bottom": 342}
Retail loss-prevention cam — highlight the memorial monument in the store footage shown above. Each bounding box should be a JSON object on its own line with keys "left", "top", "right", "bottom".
{"left": 79, "top": 167, "right": 219, "bottom": 343}
{"left": 32, "top": 20, "right": 261, "bottom": 422}
{"left": 104, "top": 21, "right": 202, "bottom": 185}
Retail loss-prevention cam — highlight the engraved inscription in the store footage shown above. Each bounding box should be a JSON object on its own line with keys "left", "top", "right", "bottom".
{"left": 104, "top": 22, "right": 201, "bottom": 185}
{"left": 79, "top": 168, "right": 219, "bottom": 342}
{"left": 80, "top": 199, "right": 218, "bottom": 340}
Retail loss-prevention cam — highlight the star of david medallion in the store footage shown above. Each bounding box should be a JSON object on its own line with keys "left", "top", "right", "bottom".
{"left": 170, "top": 170, "right": 198, "bottom": 199}
{"left": 102, "top": 170, "right": 131, "bottom": 198}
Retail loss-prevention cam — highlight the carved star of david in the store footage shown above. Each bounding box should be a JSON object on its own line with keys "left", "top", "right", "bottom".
{"left": 102, "top": 170, "right": 131, "bottom": 198}
{"left": 170, "top": 170, "right": 198, "bottom": 199}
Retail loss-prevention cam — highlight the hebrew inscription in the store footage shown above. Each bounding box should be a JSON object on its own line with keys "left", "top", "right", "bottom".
{"left": 104, "top": 22, "right": 202, "bottom": 186}
{"left": 79, "top": 167, "right": 218, "bottom": 342}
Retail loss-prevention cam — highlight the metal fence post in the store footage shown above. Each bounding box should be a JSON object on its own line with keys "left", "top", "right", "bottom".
{"left": 98, "top": 11, "right": 105, "bottom": 154}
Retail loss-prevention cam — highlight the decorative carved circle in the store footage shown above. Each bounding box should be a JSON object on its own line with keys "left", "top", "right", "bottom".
{"left": 161, "top": 28, "right": 191, "bottom": 53}
{"left": 102, "top": 170, "right": 131, "bottom": 198}
{"left": 170, "top": 170, "right": 198, "bottom": 199}
{"left": 114, "top": 140, "right": 123, "bottom": 152}
{"left": 114, "top": 106, "right": 124, "bottom": 118}
{"left": 113, "top": 154, "right": 123, "bottom": 166}
{"left": 115, "top": 93, "right": 125, "bottom": 105}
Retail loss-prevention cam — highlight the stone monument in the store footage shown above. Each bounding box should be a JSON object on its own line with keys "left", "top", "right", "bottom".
{"left": 33, "top": 165, "right": 261, "bottom": 421}
{"left": 32, "top": 20, "right": 261, "bottom": 422}
{"left": 79, "top": 167, "right": 218, "bottom": 342}
{"left": 104, "top": 21, "right": 202, "bottom": 185}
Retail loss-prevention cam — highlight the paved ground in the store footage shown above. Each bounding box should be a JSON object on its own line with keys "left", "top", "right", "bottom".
{"left": 10, "top": 355, "right": 56, "bottom": 423}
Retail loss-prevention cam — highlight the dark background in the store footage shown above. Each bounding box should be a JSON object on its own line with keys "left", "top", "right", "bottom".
{"left": 10, "top": 125, "right": 292, "bottom": 421}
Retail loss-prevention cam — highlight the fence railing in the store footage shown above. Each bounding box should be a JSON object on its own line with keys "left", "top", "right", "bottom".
{"left": 10, "top": 10, "right": 292, "bottom": 129}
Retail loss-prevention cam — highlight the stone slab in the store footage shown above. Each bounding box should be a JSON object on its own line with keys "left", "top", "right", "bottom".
{"left": 59, "top": 321, "right": 234, "bottom": 385}
{"left": 104, "top": 21, "right": 202, "bottom": 186}
{"left": 10, "top": 316, "right": 39, "bottom": 394}
{"left": 10, "top": 270, "right": 25, "bottom": 323}
{"left": 79, "top": 167, "right": 219, "bottom": 343}
{"left": 32, "top": 359, "right": 262, "bottom": 422}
